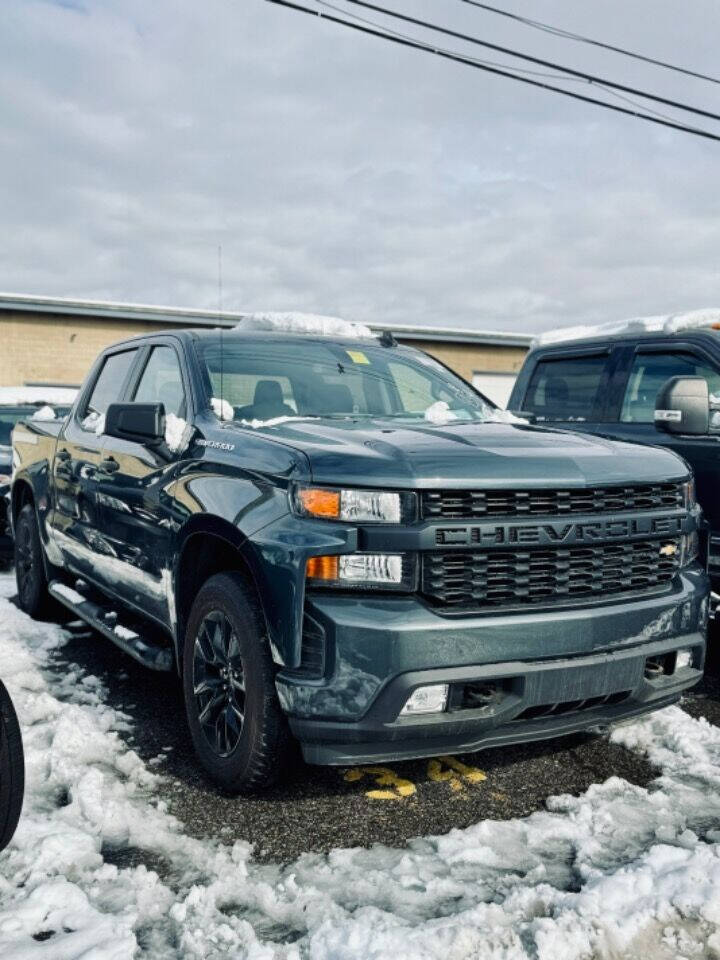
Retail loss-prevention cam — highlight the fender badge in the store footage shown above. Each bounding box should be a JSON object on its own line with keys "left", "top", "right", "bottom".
{"left": 196, "top": 439, "right": 235, "bottom": 452}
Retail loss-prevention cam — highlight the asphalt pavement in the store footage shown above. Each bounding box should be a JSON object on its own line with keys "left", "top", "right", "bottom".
{"left": 29, "top": 609, "right": 720, "bottom": 864}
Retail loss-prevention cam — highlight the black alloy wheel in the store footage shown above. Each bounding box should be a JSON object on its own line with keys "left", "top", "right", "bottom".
{"left": 193, "top": 611, "right": 246, "bottom": 758}
{"left": 0, "top": 679, "right": 24, "bottom": 853}
{"left": 182, "top": 571, "right": 291, "bottom": 793}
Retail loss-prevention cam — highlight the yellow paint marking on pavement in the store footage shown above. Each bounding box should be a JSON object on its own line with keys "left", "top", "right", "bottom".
{"left": 427, "top": 756, "right": 487, "bottom": 792}
{"left": 344, "top": 766, "right": 416, "bottom": 800}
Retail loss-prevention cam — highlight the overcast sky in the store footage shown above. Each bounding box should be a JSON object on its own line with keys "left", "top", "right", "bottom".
{"left": 1, "top": 0, "right": 719, "bottom": 333}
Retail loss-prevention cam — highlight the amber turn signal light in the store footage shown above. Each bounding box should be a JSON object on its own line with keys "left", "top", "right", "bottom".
{"left": 306, "top": 555, "right": 340, "bottom": 581}
{"left": 297, "top": 488, "right": 341, "bottom": 519}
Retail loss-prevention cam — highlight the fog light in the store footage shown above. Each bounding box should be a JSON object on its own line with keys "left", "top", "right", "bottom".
{"left": 676, "top": 649, "right": 693, "bottom": 670}
{"left": 400, "top": 684, "right": 449, "bottom": 715}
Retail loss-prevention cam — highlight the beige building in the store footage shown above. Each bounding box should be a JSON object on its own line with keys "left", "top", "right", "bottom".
{"left": 0, "top": 294, "right": 531, "bottom": 407}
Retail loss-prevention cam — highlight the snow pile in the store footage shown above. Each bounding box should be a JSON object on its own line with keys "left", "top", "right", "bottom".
{"left": 210, "top": 397, "right": 234, "bottom": 422}
{"left": 239, "top": 415, "right": 319, "bottom": 429}
{"left": 236, "top": 312, "right": 374, "bottom": 340}
{"left": 424, "top": 400, "right": 457, "bottom": 424}
{"left": 534, "top": 308, "right": 720, "bottom": 347}
{"left": 81, "top": 411, "right": 105, "bottom": 435}
{"left": 30, "top": 405, "right": 56, "bottom": 422}
{"left": 164, "top": 413, "right": 192, "bottom": 454}
{"left": 534, "top": 315, "right": 666, "bottom": 347}
{"left": 0, "top": 387, "right": 78, "bottom": 407}
{"left": 2, "top": 569, "right": 720, "bottom": 958}
{"left": 665, "top": 308, "right": 720, "bottom": 334}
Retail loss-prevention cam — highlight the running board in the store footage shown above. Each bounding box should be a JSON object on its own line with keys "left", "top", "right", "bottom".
{"left": 48, "top": 580, "right": 173, "bottom": 671}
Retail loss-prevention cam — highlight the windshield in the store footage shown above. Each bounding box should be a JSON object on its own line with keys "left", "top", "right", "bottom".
{"left": 0, "top": 405, "right": 71, "bottom": 445}
{"left": 197, "top": 339, "right": 497, "bottom": 424}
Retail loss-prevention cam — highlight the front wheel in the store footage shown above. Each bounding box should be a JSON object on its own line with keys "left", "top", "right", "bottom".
{"left": 182, "top": 572, "right": 291, "bottom": 793}
{"left": 0, "top": 679, "right": 24, "bottom": 852}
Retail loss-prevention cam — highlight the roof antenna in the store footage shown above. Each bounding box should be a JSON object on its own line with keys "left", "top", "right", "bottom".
{"left": 378, "top": 329, "right": 397, "bottom": 347}
{"left": 218, "top": 244, "right": 225, "bottom": 419}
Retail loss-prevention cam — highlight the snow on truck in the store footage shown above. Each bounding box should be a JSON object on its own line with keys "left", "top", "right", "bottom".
{"left": 9, "top": 315, "right": 710, "bottom": 793}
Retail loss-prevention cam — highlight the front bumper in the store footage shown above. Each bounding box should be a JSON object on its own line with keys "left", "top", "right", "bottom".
{"left": 277, "top": 567, "right": 708, "bottom": 765}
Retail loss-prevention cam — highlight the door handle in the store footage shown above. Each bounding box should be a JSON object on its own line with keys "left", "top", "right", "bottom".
{"left": 98, "top": 457, "right": 120, "bottom": 475}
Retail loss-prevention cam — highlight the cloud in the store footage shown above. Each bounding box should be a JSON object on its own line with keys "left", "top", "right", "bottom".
{"left": 0, "top": 0, "right": 718, "bottom": 333}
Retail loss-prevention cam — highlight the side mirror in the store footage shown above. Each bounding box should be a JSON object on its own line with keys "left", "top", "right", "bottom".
{"left": 655, "top": 377, "right": 709, "bottom": 435}
{"left": 104, "top": 403, "right": 166, "bottom": 446}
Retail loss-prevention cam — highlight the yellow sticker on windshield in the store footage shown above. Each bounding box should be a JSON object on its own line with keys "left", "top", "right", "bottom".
{"left": 346, "top": 350, "right": 370, "bottom": 365}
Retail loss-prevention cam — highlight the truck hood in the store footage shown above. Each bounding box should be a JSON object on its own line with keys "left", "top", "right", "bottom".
{"left": 238, "top": 419, "right": 689, "bottom": 488}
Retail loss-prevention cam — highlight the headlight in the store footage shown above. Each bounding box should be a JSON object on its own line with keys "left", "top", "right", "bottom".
{"left": 682, "top": 478, "right": 696, "bottom": 510}
{"left": 306, "top": 553, "right": 415, "bottom": 589}
{"left": 679, "top": 531, "right": 699, "bottom": 568}
{"left": 293, "top": 485, "right": 411, "bottom": 523}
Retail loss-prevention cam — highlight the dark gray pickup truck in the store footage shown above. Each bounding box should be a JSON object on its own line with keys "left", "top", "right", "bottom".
{"left": 10, "top": 319, "right": 709, "bottom": 792}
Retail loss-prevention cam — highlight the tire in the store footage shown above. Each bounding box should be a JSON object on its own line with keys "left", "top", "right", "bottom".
{"left": 182, "top": 571, "right": 291, "bottom": 793}
{"left": 14, "top": 503, "right": 53, "bottom": 620}
{"left": 0, "top": 679, "right": 24, "bottom": 853}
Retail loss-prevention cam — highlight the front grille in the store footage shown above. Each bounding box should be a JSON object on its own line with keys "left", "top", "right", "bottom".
{"left": 422, "top": 539, "right": 680, "bottom": 609}
{"left": 421, "top": 482, "right": 684, "bottom": 520}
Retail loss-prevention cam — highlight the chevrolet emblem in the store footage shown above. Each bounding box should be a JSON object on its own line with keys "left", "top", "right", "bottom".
{"left": 659, "top": 543, "right": 678, "bottom": 557}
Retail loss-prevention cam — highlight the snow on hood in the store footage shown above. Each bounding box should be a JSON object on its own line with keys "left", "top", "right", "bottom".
{"left": 235, "top": 312, "right": 374, "bottom": 340}
{"left": 239, "top": 414, "right": 319, "bottom": 429}
{"left": 0, "top": 386, "right": 78, "bottom": 406}
{"left": 533, "top": 308, "right": 720, "bottom": 347}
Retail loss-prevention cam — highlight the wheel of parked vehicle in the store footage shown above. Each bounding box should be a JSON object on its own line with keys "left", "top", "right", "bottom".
{"left": 182, "top": 571, "right": 291, "bottom": 793}
{"left": 0, "top": 679, "right": 24, "bottom": 853}
{"left": 14, "top": 503, "right": 52, "bottom": 620}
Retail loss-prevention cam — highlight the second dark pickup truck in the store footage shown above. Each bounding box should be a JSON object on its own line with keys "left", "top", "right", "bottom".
{"left": 10, "top": 319, "right": 709, "bottom": 792}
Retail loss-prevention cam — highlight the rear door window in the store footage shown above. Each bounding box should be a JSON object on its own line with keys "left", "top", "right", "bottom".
{"left": 620, "top": 351, "right": 720, "bottom": 423}
{"left": 523, "top": 354, "right": 608, "bottom": 421}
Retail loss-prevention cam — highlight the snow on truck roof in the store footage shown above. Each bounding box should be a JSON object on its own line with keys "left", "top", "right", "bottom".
{"left": 533, "top": 308, "right": 720, "bottom": 347}
{"left": 234, "top": 312, "right": 374, "bottom": 340}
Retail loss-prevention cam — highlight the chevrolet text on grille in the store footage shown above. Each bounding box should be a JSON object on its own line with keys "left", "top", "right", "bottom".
{"left": 435, "top": 515, "right": 684, "bottom": 547}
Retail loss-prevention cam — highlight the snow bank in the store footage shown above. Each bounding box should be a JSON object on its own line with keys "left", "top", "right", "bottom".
{"left": 2, "top": 569, "right": 720, "bottom": 958}
{"left": 236, "top": 312, "right": 374, "bottom": 340}
{"left": 534, "top": 308, "right": 720, "bottom": 347}
{"left": 0, "top": 387, "right": 78, "bottom": 407}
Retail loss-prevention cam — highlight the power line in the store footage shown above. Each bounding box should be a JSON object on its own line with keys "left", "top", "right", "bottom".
{"left": 264, "top": 0, "right": 720, "bottom": 143}
{"left": 314, "top": 0, "right": 688, "bottom": 129}
{"left": 457, "top": 0, "right": 720, "bottom": 87}
{"left": 332, "top": 0, "right": 720, "bottom": 124}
